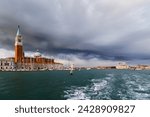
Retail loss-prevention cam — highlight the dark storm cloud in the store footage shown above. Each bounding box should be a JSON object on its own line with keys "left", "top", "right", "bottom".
{"left": 0, "top": 0, "right": 150, "bottom": 64}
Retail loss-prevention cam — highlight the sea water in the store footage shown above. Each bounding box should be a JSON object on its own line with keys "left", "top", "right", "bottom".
{"left": 0, "top": 70, "right": 150, "bottom": 100}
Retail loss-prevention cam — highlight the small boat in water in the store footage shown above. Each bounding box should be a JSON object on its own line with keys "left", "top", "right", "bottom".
{"left": 70, "top": 69, "right": 73, "bottom": 75}
{"left": 70, "top": 64, "right": 74, "bottom": 75}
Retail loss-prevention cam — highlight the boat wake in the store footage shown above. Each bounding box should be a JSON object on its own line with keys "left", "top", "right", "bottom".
{"left": 64, "top": 74, "right": 114, "bottom": 100}
{"left": 64, "top": 73, "right": 150, "bottom": 100}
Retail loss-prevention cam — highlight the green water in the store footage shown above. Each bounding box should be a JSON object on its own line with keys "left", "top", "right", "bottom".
{"left": 0, "top": 70, "right": 150, "bottom": 100}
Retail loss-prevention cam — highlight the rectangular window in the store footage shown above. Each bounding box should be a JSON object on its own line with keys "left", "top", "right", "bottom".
{"left": 4, "top": 63, "right": 9, "bottom": 66}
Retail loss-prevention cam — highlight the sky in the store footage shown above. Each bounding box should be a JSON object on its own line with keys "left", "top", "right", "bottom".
{"left": 0, "top": 0, "right": 150, "bottom": 66}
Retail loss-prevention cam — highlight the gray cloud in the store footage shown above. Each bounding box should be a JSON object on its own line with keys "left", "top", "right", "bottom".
{"left": 0, "top": 0, "right": 150, "bottom": 65}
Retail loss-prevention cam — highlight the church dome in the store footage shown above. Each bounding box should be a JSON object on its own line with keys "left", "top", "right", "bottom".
{"left": 34, "top": 50, "right": 42, "bottom": 57}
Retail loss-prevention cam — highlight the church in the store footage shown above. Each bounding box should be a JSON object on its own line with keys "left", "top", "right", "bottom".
{"left": 0, "top": 26, "right": 63, "bottom": 71}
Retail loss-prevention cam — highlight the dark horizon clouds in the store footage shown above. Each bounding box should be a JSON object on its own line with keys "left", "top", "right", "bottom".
{"left": 0, "top": 0, "right": 150, "bottom": 66}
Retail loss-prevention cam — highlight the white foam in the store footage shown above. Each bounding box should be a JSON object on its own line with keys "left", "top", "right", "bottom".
{"left": 92, "top": 80, "right": 107, "bottom": 91}
{"left": 64, "top": 86, "right": 90, "bottom": 100}
{"left": 125, "top": 75, "right": 150, "bottom": 99}
{"left": 64, "top": 78, "right": 111, "bottom": 100}
{"left": 64, "top": 73, "right": 150, "bottom": 100}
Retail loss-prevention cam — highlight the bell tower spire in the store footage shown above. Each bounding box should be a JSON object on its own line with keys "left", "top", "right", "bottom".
{"left": 16, "top": 25, "right": 21, "bottom": 36}
{"left": 15, "top": 25, "right": 24, "bottom": 63}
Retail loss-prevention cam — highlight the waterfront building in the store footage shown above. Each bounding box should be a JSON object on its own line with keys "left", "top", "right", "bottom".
{"left": 0, "top": 58, "right": 15, "bottom": 71}
{"left": 116, "top": 62, "right": 129, "bottom": 69}
{"left": 0, "top": 26, "right": 63, "bottom": 71}
{"left": 135, "top": 65, "right": 150, "bottom": 70}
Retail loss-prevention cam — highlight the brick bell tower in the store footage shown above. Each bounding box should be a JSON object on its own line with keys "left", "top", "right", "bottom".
{"left": 15, "top": 25, "right": 24, "bottom": 63}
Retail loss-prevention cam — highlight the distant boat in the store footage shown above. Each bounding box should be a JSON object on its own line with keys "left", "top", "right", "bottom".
{"left": 70, "top": 64, "right": 74, "bottom": 75}
{"left": 70, "top": 69, "right": 73, "bottom": 75}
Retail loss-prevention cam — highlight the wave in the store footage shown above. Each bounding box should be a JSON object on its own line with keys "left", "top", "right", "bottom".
{"left": 64, "top": 74, "right": 114, "bottom": 100}
{"left": 64, "top": 72, "right": 150, "bottom": 100}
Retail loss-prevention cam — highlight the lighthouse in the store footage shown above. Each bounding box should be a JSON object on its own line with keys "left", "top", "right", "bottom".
{"left": 15, "top": 25, "right": 24, "bottom": 63}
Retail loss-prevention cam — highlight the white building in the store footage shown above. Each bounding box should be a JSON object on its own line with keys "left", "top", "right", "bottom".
{"left": 116, "top": 62, "right": 129, "bottom": 69}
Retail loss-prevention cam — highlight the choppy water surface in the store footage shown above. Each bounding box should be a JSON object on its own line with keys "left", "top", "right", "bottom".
{"left": 0, "top": 70, "right": 150, "bottom": 100}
